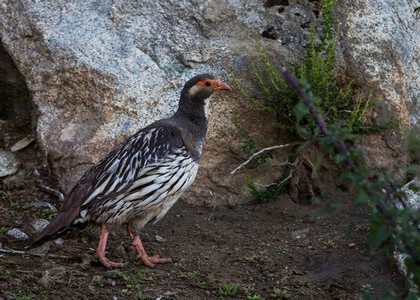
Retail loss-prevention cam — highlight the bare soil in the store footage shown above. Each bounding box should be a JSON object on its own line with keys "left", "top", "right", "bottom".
{"left": 0, "top": 126, "right": 406, "bottom": 300}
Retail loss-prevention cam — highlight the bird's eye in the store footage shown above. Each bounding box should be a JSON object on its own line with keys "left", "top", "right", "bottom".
{"left": 205, "top": 81, "right": 211, "bottom": 87}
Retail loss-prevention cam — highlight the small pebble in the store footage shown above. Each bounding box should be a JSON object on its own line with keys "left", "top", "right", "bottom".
{"left": 348, "top": 243, "right": 356, "bottom": 248}
{"left": 10, "top": 136, "right": 34, "bottom": 152}
{"left": 291, "top": 228, "right": 309, "bottom": 240}
{"left": 7, "top": 228, "right": 29, "bottom": 240}
{"left": 155, "top": 235, "right": 166, "bottom": 243}
{"left": 38, "top": 270, "right": 52, "bottom": 289}
{"left": 54, "top": 238, "right": 64, "bottom": 245}
{"left": 31, "top": 218, "right": 49, "bottom": 232}
{"left": 0, "top": 151, "right": 20, "bottom": 177}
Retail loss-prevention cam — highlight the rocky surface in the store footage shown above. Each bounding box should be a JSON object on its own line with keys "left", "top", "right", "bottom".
{"left": 6, "top": 228, "right": 28, "bottom": 240}
{"left": 336, "top": 0, "right": 420, "bottom": 174}
{"left": 337, "top": 0, "right": 420, "bottom": 125}
{"left": 0, "top": 150, "right": 19, "bottom": 177}
{"left": 0, "top": 0, "right": 418, "bottom": 204}
{"left": 0, "top": 0, "right": 316, "bottom": 203}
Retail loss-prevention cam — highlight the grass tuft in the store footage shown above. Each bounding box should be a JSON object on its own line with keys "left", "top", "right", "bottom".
{"left": 218, "top": 283, "right": 238, "bottom": 296}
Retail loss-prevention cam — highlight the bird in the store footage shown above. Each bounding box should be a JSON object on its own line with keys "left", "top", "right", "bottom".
{"left": 31, "top": 74, "right": 232, "bottom": 268}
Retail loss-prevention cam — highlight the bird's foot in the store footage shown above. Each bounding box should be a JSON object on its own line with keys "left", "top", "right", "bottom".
{"left": 137, "top": 254, "right": 172, "bottom": 268}
{"left": 98, "top": 254, "right": 125, "bottom": 269}
{"left": 128, "top": 229, "right": 172, "bottom": 268}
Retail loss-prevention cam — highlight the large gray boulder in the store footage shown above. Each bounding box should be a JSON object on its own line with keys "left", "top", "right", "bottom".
{"left": 1, "top": 0, "right": 418, "bottom": 204}
{"left": 0, "top": 0, "right": 312, "bottom": 204}
{"left": 336, "top": 0, "right": 420, "bottom": 173}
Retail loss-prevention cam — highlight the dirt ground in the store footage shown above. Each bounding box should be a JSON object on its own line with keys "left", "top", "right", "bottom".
{"left": 0, "top": 125, "right": 406, "bottom": 300}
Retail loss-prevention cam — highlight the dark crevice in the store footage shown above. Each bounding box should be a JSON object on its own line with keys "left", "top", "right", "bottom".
{"left": 0, "top": 40, "right": 35, "bottom": 130}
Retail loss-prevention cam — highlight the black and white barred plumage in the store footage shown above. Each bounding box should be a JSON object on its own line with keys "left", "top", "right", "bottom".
{"left": 76, "top": 126, "right": 199, "bottom": 227}
{"left": 31, "top": 74, "right": 231, "bottom": 257}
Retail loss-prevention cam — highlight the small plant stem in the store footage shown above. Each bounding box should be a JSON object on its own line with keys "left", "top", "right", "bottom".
{"left": 230, "top": 143, "right": 298, "bottom": 175}
{"left": 0, "top": 247, "right": 70, "bottom": 260}
{"left": 40, "top": 184, "right": 65, "bottom": 202}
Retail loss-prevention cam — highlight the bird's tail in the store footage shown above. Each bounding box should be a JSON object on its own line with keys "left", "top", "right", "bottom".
{"left": 30, "top": 211, "right": 76, "bottom": 247}
{"left": 29, "top": 178, "right": 93, "bottom": 247}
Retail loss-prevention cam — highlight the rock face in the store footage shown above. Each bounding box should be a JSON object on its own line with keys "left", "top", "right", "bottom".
{"left": 337, "top": 0, "right": 420, "bottom": 125}
{"left": 0, "top": 150, "right": 20, "bottom": 177}
{"left": 1, "top": 0, "right": 418, "bottom": 204}
{"left": 336, "top": 0, "right": 420, "bottom": 173}
{"left": 0, "top": 0, "right": 315, "bottom": 203}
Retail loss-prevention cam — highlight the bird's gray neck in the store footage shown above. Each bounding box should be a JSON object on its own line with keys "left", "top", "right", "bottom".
{"left": 161, "top": 108, "right": 206, "bottom": 161}
{"left": 174, "top": 99, "right": 209, "bottom": 139}
{"left": 173, "top": 109, "right": 208, "bottom": 144}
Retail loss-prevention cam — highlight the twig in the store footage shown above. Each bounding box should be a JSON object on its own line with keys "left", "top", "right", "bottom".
{"left": 230, "top": 143, "right": 298, "bottom": 175}
{"left": 253, "top": 182, "right": 282, "bottom": 188}
{"left": 280, "top": 159, "right": 303, "bottom": 185}
{"left": 265, "top": 161, "right": 295, "bottom": 167}
{"left": 0, "top": 247, "right": 71, "bottom": 260}
{"left": 40, "top": 184, "right": 65, "bottom": 202}
{"left": 252, "top": 158, "right": 301, "bottom": 189}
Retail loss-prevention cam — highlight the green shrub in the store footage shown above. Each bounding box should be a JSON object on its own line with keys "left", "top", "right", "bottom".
{"left": 232, "top": 0, "right": 394, "bottom": 202}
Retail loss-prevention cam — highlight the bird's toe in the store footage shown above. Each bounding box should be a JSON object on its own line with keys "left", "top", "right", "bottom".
{"left": 138, "top": 254, "right": 172, "bottom": 268}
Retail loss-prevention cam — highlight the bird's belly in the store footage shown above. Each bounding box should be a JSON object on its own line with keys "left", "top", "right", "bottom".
{"left": 130, "top": 193, "right": 181, "bottom": 230}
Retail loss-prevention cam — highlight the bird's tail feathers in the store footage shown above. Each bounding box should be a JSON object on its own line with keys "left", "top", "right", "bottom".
{"left": 29, "top": 179, "right": 92, "bottom": 248}
{"left": 29, "top": 211, "right": 76, "bottom": 247}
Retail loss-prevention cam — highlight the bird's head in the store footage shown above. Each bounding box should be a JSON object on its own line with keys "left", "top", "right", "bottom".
{"left": 180, "top": 74, "right": 231, "bottom": 104}
{"left": 177, "top": 74, "right": 232, "bottom": 119}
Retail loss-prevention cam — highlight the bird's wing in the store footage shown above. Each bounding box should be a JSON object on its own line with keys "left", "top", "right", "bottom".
{"left": 75, "top": 125, "right": 186, "bottom": 210}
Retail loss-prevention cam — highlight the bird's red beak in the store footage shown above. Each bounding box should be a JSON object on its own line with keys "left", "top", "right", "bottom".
{"left": 213, "top": 80, "right": 232, "bottom": 91}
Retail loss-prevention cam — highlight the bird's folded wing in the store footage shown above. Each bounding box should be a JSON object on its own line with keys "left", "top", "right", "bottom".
{"left": 63, "top": 125, "right": 186, "bottom": 213}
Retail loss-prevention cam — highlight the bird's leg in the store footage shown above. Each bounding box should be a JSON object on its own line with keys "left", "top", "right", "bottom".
{"left": 97, "top": 224, "right": 124, "bottom": 268}
{"left": 127, "top": 226, "right": 172, "bottom": 268}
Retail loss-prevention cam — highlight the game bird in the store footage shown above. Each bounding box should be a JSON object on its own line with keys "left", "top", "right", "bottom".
{"left": 31, "top": 74, "right": 231, "bottom": 268}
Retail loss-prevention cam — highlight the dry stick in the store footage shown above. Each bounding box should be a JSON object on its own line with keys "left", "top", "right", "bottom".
{"left": 0, "top": 247, "right": 70, "bottom": 260}
{"left": 230, "top": 143, "right": 298, "bottom": 175}
{"left": 282, "top": 69, "right": 420, "bottom": 273}
{"left": 40, "top": 184, "right": 65, "bottom": 202}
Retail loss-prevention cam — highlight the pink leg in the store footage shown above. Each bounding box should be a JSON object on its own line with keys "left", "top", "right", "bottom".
{"left": 97, "top": 224, "right": 124, "bottom": 268}
{"left": 127, "top": 226, "right": 172, "bottom": 268}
